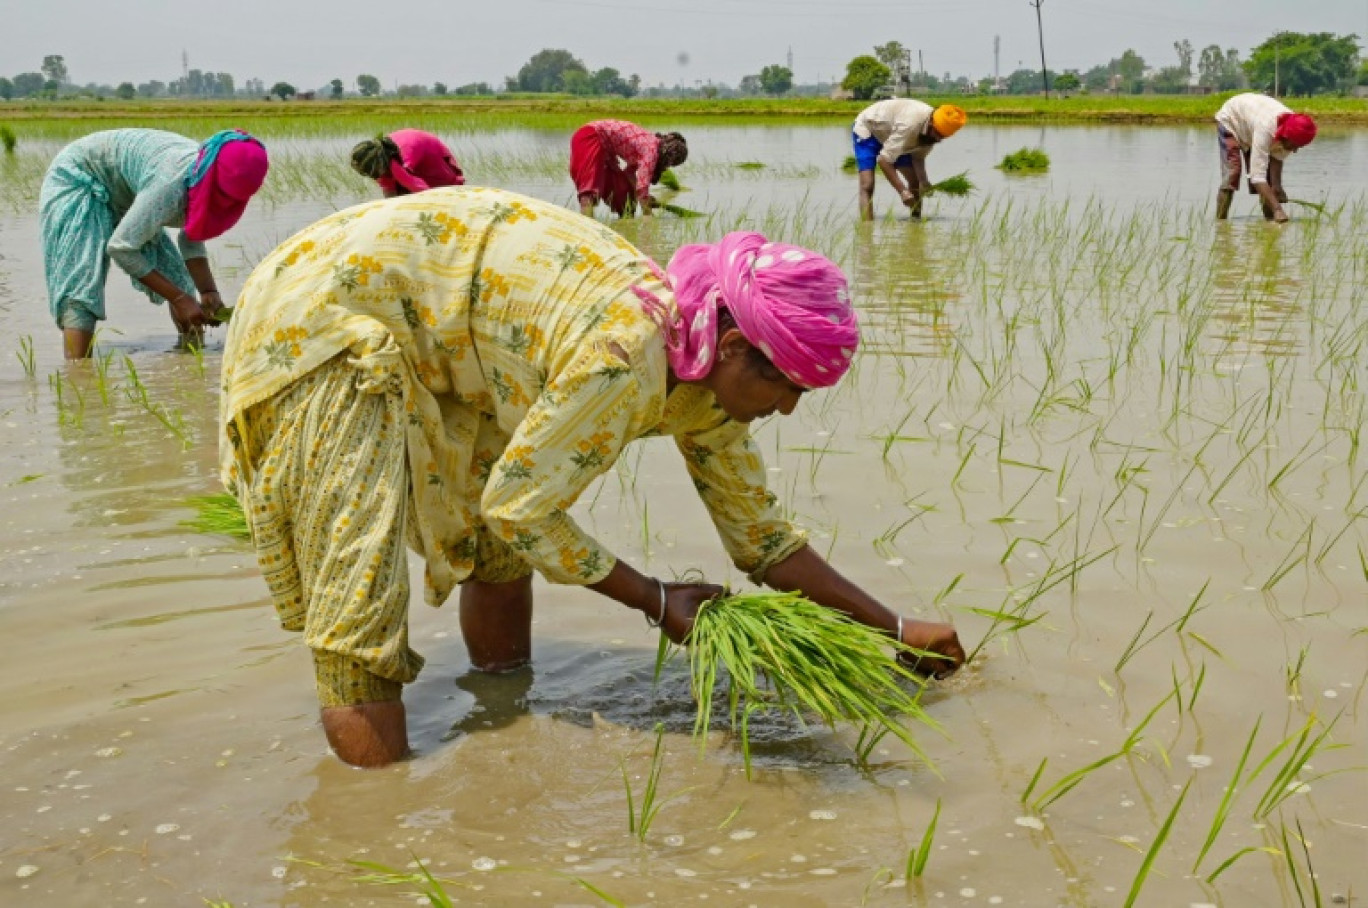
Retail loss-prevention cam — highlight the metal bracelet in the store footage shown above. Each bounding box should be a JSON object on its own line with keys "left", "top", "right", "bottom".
{"left": 646, "top": 579, "right": 667, "bottom": 629}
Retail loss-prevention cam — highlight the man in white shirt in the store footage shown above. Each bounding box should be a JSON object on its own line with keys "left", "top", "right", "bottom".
{"left": 852, "top": 99, "right": 967, "bottom": 220}
{"left": 1214, "top": 93, "right": 1318, "bottom": 223}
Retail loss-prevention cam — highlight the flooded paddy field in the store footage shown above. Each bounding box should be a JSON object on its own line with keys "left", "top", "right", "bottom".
{"left": 1, "top": 122, "right": 1366, "bottom": 906}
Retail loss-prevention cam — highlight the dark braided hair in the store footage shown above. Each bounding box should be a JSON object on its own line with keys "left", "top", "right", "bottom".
{"left": 652, "top": 132, "right": 688, "bottom": 181}
{"left": 350, "top": 133, "right": 401, "bottom": 182}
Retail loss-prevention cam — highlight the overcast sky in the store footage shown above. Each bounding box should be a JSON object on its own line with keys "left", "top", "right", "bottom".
{"left": 4, "top": 0, "right": 1366, "bottom": 90}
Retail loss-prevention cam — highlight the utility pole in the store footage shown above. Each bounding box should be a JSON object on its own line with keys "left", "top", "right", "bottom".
{"left": 1028, "top": 0, "right": 1050, "bottom": 98}
{"left": 1273, "top": 33, "right": 1280, "bottom": 96}
{"left": 994, "top": 35, "right": 1001, "bottom": 89}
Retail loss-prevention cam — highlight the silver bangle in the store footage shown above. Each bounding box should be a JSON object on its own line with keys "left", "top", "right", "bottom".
{"left": 646, "top": 579, "right": 667, "bottom": 629}
{"left": 896, "top": 614, "right": 904, "bottom": 645}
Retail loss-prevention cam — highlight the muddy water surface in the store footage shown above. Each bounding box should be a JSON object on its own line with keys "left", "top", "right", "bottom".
{"left": 1, "top": 123, "right": 1366, "bottom": 907}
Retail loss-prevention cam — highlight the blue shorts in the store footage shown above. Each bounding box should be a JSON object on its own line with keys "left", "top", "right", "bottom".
{"left": 852, "top": 133, "right": 913, "bottom": 171}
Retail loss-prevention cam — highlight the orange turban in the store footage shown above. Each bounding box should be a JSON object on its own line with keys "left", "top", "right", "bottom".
{"left": 932, "top": 105, "right": 967, "bottom": 138}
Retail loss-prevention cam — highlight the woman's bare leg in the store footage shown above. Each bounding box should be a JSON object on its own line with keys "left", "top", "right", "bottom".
{"left": 459, "top": 575, "right": 534, "bottom": 672}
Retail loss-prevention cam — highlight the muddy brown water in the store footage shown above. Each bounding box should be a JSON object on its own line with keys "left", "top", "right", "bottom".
{"left": 1, "top": 124, "right": 1366, "bottom": 906}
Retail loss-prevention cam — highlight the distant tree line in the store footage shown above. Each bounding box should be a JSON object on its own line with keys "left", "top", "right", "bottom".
{"left": 840, "top": 32, "right": 1362, "bottom": 101}
{"left": 3, "top": 34, "right": 1358, "bottom": 105}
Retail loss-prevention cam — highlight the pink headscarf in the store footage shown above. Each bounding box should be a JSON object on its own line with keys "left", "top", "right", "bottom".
{"left": 1275, "top": 113, "right": 1317, "bottom": 149}
{"left": 636, "top": 232, "right": 858, "bottom": 389}
{"left": 379, "top": 129, "right": 465, "bottom": 194}
{"left": 184, "top": 132, "right": 268, "bottom": 242}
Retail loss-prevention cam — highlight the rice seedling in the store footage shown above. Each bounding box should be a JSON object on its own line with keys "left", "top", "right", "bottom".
{"left": 657, "top": 168, "right": 682, "bottom": 191}
{"left": 734, "top": 161, "right": 766, "bottom": 170}
{"left": 340, "top": 854, "right": 463, "bottom": 906}
{"left": 658, "top": 591, "right": 940, "bottom": 775}
{"left": 904, "top": 797, "right": 941, "bottom": 879}
{"left": 1284, "top": 198, "right": 1328, "bottom": 215}
{"left": 1192, "top": 716, "right": 1262, "bottom": 875}
{"left": 15, "top": 335, "right": 35, "bottom": 378}
{"left": 620, "top": 723, "right": 691, "bottom": 842}
{"left": 1122, "top": 777, "right": 1191, "bottom": 907}
{"left": 1023, "top": 688, "right": 1176, "bottom": 811}
{"left": 180, "top": 492, "right": 251, "bottom": 540}
{"left": 659, "top": 202, "right": 706, "bottom": 218}
{"left": 1250, "top": 713, "right": 1343, "bottom": 819}
{"left": 1281, "top": 818, "right": 1323, "bottom": 908}
{"left": 859, "top": 868, "right": 896, "bottom": 906}
{"left": 1113, "top": 580, "right": 1210, "bottom": 674}
{"left": 997, "top": 147, "right": 1050, "bottom": 173}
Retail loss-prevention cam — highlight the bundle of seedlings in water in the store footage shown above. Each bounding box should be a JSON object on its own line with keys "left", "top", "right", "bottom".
{"left": 997, "top": 147, "right": 1050, "bottom": 173}
{"left": 659, "top": 590, "right": 941, "bottom": 773}
{"left": 658, "top": 202, "right": 706, "bottom": 218}
{"left": 923, "top": 171, "right": 975, "bottom": 197}
{"left": 658, "top": 168, "right": 683, "bottom": 191}
{"left": 181, "top": 492, "right": 251, "bottom": 541}
{"left": 839, "top": 157, "right": 973, "bottom": 198}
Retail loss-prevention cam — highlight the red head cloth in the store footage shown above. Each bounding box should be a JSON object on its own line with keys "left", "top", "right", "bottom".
{"left": 1275, "top": 113, "right": 1317, "bottom": 149}
{"left": 380, "top": 129, "right": 465, "bottom": 194}
{"left": 184, "top": 132, "right": 268, "bottom": 242}
{"left": 635, "top": 232, "right": 858, "bottom": 389}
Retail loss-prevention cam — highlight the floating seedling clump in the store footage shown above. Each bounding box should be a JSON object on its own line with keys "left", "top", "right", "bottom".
{"left": 997, "top": 147, "right": 1050, "bottom": 173}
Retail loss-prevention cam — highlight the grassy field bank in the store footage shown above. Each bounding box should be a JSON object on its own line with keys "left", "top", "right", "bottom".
{"left": 2, "top": 93, "right": 1367, "bottom": 139}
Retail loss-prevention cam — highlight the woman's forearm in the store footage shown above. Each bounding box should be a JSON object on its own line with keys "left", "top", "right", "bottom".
{"left": 138, "top": 269, "right": 192, "bottom": 303}
{"left": 186, "top": 257, "right": 217, "bottom": 295}
{"left": 761, "top": 544, "right": 897, "bottom": 635}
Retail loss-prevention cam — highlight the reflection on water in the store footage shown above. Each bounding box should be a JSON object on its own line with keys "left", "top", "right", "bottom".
{"left": 1208, "top": 222, "right": 1304, "bottom": 359}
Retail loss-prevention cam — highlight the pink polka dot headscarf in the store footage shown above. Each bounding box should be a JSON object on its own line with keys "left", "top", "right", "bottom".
{"left": 635, "top": 232, "right": 858, "bottom": 389}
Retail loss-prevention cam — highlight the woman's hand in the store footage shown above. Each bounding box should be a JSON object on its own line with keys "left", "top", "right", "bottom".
{"left": 658, "top": 582, "right": 726, "bottom": 645}
{"left": 898, "top": 619, "right": 966, "bottom": 679}
{"left": 199, "top": 290, "right": 227, "bottom": 321}
{"left": 169, "top": 292, "right": 211, "bottom": 331}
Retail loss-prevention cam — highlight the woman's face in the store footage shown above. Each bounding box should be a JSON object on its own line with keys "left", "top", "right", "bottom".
{"left": 705, "top": 329, "right": 807, "bottom": 423}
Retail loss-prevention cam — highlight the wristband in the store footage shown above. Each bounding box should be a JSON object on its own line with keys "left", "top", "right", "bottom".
{"left": 645, "top": 579, "right": 667, "bottom": 628}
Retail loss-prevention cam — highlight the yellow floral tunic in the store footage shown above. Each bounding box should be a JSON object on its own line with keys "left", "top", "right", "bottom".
{"left": 220, "top": 187, "right": 805, "bottom": 613}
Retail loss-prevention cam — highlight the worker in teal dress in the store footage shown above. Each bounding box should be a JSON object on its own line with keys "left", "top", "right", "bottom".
{"left": 39, "top": 128, "right": 269, "bottom": 358}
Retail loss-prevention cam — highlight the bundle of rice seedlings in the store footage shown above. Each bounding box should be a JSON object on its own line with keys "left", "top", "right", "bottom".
{"left": 0, "top": 125, "right": 16, "bottom": 155}
{"left": 997, "top": 147, "right": 1050, "bottom": 173}
{"left": 661, "top": 591, "right": 941, "bottom": 773}
{"left": 180, "top": 492, "right": 251, "bottom": 541}
{"left": 838, "top": 158, "right": 973, "bottom": 198}
{"left": 1284, "top": 198, "right": 1328, "bottom": 215}
{"left": 659, "top": 202, "right": 706, "bottom": 218}
{"left": 926, "top": 171, "right": 975, "bottom": 197}
{"left": 211, "top": 306, "right": 234, "bottom": 323}
{"left": 658, "top": 168, "right": 683, "bottom": 191}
